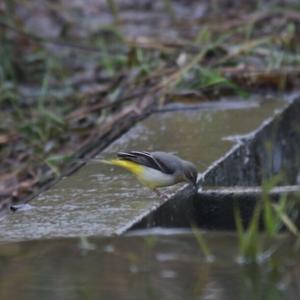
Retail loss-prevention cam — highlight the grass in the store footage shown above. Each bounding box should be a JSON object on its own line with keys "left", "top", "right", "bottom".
{"left": 234, "top": 199, "right": 262, "bottom": 264}
{"left": 17, "top": 58, "right": 66, "bottom": 151}
{"left": 163, "top": 0, "right": 176, "bottom": 22}
{"left": 191, "top": 225, "right": 215, "bottom": 262}
{"left": 176, "top": 66, "right": 245, "bottom": 97}
{"left": 106, "top": 0, "right": 120, "bottom": 24}
{"left": 234, "top": 175, "right": 299, "bottom": 264}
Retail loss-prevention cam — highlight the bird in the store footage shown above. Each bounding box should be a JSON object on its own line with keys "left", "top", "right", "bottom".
{"left": 102, "top": 150, "right": 198, "bottom": 197}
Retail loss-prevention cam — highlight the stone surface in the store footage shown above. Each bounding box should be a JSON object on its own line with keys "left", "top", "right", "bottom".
{"left": 130, "top": 98, "right": 300, "bottom": 231}
{"left": 0, "top": 98, "right": 290, "bottom": 241}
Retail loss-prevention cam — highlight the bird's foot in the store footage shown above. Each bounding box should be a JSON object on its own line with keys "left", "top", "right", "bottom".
{"left": 153, "top": 189, "right": 169, "bottom": 202}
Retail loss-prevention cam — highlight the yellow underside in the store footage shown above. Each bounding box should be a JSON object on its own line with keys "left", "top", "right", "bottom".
{"left": 102, "top": 159, "right": 160, "bottom": 189}
{"left": 102, "top": 159, "right": 144, "bottom": 176}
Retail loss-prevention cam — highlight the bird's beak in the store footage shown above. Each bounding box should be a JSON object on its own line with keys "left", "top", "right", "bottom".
{"left": 192, "top": 180, "right": 198, "bottom": 190}
{"left": 183, "top": 168, "right": 198, "bottom": 190}
{"left": 193, "top": 174, "right": 199, "bottom": 190}
{"left": 186, "top": 175, "right": 198, "bottom": 190}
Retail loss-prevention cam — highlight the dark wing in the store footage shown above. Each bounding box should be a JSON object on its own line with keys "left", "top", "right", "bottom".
{"left": 151, "top": 152, "right": 178, "bottom": 174}
{"left": 117, "top": 151, "right": 173, "bottom": 174}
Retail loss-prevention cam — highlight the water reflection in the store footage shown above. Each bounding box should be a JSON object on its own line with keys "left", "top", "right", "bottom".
{"left": 0, "top": 232, "right": 297, "bottom": 300}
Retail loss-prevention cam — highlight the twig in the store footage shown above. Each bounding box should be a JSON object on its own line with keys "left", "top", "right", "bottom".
{"left": 212, "top": 37, "right": 271, "bottom": 66}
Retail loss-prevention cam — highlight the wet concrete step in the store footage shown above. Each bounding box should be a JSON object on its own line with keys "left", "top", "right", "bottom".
{"left": 129, "top": 185, "right": 300, "bottom": 231}
{"left": 0, "top": 96, "right": 295, "bottom": 241}
{"left": 128, "top": 97, "right": 300, "bottom": 232}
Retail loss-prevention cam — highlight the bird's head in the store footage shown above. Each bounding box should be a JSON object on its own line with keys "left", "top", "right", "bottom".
{"left": 182, "top": 162, "right": 198, "bottom": 188}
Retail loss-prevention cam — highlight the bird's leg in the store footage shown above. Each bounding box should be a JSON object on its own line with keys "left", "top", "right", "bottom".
{"left": 153, "top": 188, "right": 161, "bottom": 197}
{"left": 153, "top": 188, "right": 168, "bottom": 201}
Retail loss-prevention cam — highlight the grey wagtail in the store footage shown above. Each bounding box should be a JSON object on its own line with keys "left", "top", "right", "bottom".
{"left": 102, "top": 151, "right": 198, "bottom": 196}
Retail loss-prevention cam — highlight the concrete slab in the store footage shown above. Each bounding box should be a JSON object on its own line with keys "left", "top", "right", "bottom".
{"left": 0, "top": 97, "right": 289, "bottom": 241}
{"left": 129, "top": 97, "right": 300, "bottom": 231}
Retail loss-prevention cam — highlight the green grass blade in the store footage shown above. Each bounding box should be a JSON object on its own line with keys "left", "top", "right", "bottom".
{"left": 191, "top": 225, "right": 214, "bottom": 261}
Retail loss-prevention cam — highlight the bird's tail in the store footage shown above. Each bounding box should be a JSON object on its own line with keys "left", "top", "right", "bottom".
{"left": 100, "top": 159, "right": 142, "bottom": 175}
{"left": 100, "top": 159, "right": 127, "bottom": 167}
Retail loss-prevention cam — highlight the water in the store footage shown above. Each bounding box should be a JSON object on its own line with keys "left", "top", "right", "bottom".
{"left": 0, "top": 231, "right": 297, "bottom": 300}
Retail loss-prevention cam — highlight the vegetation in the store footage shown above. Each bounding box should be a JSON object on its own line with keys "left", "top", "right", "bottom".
{"left": 1, "top": 1, "right": 300, "bottom": 203}
{"left": 234, "top": 175, "right": 299, "bottom": 264}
